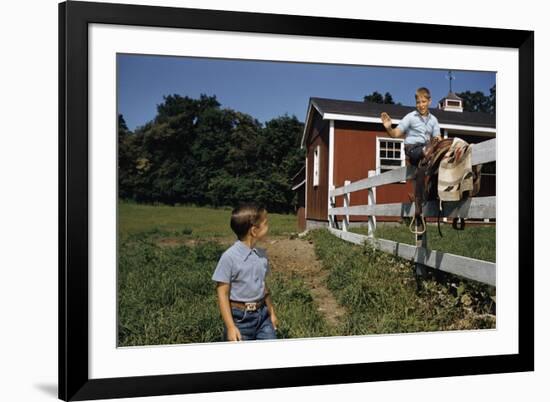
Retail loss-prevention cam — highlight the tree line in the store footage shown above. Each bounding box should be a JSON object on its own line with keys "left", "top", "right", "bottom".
{"left": 118, "top": 89, "right": 495, "bottom": 213}
{"left": 118, "top": 94, "right": 305, "bottom": 213}
{"left": 363, "top": 86, "right": 496, "bottom": 114}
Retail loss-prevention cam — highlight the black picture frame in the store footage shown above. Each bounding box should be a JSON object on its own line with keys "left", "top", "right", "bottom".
{"left": 59, "top": 1, "right": 534, "bottom": 400}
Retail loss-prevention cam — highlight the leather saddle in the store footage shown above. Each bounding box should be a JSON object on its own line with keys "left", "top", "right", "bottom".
{"left": 409, "top": 137, "right": 479, "bottom": 235}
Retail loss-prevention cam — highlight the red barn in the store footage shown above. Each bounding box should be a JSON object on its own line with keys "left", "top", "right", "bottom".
{"left": 293, "top": 94, "right": 496, "bottom": 231}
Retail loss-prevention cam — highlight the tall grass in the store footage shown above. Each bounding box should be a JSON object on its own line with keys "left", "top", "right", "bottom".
{"left": 118, "top": 228, "right": 331, "bottom": 346}
{"left": 118, "top": 233, "right": 224, "bottom": 346}
{"left": 269, "top": 272, "right": 334, "bottom": 339}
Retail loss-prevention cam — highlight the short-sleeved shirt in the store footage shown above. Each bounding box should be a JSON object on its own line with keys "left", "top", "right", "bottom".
{"left": 212, "top": 241, "right": 270, "bottom": 302}
{"left": 397, "top": 110, "right": 441, "bottom": 145}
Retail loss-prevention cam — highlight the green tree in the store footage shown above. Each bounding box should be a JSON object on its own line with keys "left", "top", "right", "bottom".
{"left": 488, "top": 84, "right": 496, "bottom": 114}
{"left": 383, "top": 92, "right": 395, "bottom": 104}
{"left": 118, "top": 114, "right": 138, "bottom": 200}
{"left": 456, "top": 87, "right": 495, "bottom": 114}
{"left": 363, "top": 91, "right": 384, "bottom": 103}
{"left": 363, "top": 91, "right": 395, "bottom": 104}
{"left": 257, "top": 115, "right": 305, "bottom": 211}
{"left": 118, "top": 94, "right": 306, "bottom": 212}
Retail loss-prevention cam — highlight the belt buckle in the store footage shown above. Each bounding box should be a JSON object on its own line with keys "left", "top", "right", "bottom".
{"left": 244, "top": 302, "right": 257, "bottom": 312}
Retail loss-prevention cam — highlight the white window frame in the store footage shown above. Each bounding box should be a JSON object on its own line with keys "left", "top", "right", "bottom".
{"left": 313, "top": 144, "right": 320, "bottom": 187}
{"left": 376, "top": 137, "right": 405, "bottom": 180}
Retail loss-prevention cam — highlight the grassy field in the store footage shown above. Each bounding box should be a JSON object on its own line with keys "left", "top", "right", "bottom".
{"left": 118, "top": 201, "right": 298, "bottom": 240}
{"left": 351, "top": 222, "right": 496, "bottom": 262}
{"left": 118, "top": 202, "right": 330, "bottom": 346}
{"left": 118, "top": 203, "right": 495, "bottom": 346}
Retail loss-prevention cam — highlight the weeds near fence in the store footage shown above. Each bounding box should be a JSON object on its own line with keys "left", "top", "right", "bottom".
{"left": 309, "top": 229, "right": 495, "bottom": 335}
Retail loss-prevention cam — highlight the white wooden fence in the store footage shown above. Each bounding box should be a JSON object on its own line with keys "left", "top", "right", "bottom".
{"left": 328, "top": 138, "right": 496, "bottom": 286}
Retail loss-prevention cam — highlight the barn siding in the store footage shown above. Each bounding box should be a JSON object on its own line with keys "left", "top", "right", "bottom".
{"left": 333, "top": 121, "right": 412, "bottom": 222}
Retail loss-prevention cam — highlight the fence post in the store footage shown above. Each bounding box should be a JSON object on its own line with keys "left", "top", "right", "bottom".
{"left": 343, "top": 180, "right": 351, "bottom": 232}
{"left": 367, "top": 170, "right": 377, "bottom": 237}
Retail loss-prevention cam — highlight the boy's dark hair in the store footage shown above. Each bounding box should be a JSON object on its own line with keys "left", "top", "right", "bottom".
{"left": 230, "top": 204, "right": 267, "bottom": 240}
{"left": 415, "top": 87, "right": 431, "bottom": 99}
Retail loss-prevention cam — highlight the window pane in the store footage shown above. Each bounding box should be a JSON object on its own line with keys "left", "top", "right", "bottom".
{"left": 379, "top": 139, "right": 403, "bottom": 170}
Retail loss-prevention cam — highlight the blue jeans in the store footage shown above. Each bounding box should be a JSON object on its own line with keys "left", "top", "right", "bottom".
{"left": 405, "top": 143, "right": 426, "bottom": 166}
{"left": 224, "top": 305, "right": 277, "bottom": 341}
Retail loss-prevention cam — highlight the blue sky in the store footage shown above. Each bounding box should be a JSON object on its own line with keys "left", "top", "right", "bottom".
{"left": 118, "top": 54, "right": 495, "bottom": 131}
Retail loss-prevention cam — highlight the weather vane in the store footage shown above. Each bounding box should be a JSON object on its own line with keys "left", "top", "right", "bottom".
{"left": 446, "top": 70, "right": 456, "bottom": 93}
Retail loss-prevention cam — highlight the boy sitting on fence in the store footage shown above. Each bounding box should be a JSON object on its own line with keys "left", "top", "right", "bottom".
{"left": 380, "top": 87, "right": 443, "bottom": 232}
{"left": 212, "top": 204, "right": 278, "bottom": 341}
{"left": 380, "top": 87, "right": 442, "bottom": 166}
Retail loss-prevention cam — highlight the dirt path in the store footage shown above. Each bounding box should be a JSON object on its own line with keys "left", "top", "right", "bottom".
{"left": 157, "top": 234, "right": 347, "bottom": 329}
{"left": 258, "top": 237, "right": 347, "bottom": 329}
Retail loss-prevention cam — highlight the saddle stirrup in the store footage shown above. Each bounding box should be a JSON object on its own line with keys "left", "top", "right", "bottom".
{"left": 409, "top": 215, "right": 426, "bottom": 235}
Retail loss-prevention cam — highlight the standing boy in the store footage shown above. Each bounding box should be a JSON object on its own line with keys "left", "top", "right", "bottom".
{"left": 212, "top": 204, "right": 278, "bottom": 341}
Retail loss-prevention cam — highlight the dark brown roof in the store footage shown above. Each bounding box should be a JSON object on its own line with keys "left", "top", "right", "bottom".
{"left": 310, "top": 97, "right": 495, "bottom": 128}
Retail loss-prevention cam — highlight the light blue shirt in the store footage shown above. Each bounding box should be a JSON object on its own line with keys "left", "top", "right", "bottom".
{"left": 397, "top": 110, "right": 441, "bottom": 145}
{"left": 212, "top": 241, "right": 269, "bottom": 302}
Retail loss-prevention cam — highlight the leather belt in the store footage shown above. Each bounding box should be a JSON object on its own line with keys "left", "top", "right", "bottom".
{"left": 230, "top": 299, "right": 265, "bottom": 312}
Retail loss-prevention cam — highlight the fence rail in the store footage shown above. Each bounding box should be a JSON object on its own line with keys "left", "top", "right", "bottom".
{"left": 330, "top": 196, "right": 496, "bottom": 219}
{"left": 330, "top": 138, "right": 496, "bottom": 197}
{"left": 328, "top": 228, "right": 496, "bottom": 286}
{"left": 327, "top": 138, "right": 496, "bottom": 286}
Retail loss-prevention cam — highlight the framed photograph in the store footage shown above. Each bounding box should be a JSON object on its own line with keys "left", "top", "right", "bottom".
{"left": 59, "top": 1, "right": 534, "bottom": 400}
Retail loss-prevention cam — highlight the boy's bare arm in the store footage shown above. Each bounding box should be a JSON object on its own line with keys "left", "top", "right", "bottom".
{"left": 264, "top": 285, "right": 278, "bottom": 330}
{"left": 380, "top": 112, "right": 404, "bottom": 139}
{"left": 216, "top": 282, "right": 241, "bottom": 341}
